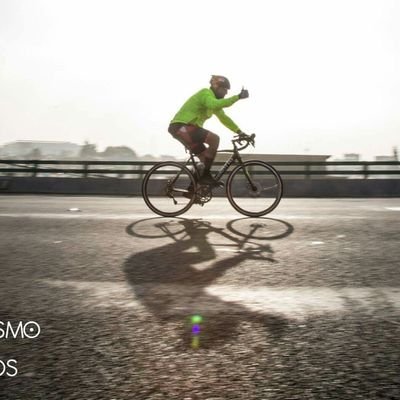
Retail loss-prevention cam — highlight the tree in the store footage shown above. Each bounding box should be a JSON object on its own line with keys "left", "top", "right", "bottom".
{"left": 393, "top": 146, "right": 398, "bottom": 161}
{"left": 25, "top": 148, "right": 42, "bottom": 159}
{"left": 79, "top": 141, "right": 98, "bottom": 159}
{"left": 101, "top": 146, "right": 137, "bottom": 160}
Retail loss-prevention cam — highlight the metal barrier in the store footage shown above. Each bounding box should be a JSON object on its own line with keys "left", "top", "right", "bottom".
{"left": 0, "top": 159, "right": 399, "bottom": 179}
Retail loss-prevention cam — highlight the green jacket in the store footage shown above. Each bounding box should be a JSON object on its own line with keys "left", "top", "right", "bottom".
{"left": 171, "top": 88, "right": 241, "bottom": 133}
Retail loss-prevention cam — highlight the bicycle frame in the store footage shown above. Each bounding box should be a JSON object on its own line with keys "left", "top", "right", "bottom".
{"left": 183, "top": 140, "right": 250, "bottom": 186}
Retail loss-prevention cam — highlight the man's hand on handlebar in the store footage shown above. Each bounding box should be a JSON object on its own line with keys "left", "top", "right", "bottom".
{"left": 235, "top": 131, "right": 255, "bottom": 146}
{"left": 238, "top": 131, "right": 248, "bottom": 140}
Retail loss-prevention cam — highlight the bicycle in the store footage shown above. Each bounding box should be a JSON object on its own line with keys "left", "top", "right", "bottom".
{"left": 141, "top": 133, "right": 283, "bottom": 217}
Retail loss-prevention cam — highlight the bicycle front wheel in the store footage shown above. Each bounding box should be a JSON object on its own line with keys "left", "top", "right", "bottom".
{"left": 226, "top": 160, "right": 283, "bottom": 217}
{"left": 142, "top": 162, "right": 196, "bottom": 217}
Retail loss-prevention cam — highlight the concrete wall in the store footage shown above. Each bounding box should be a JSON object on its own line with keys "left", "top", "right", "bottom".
{"left": 0, "top": 177, "right": 141, "bottom": 195}
{"left": 0, "top": 177, "right": 399, "bottom": 197}
{"left": 283, "top": 179, "right": 400, "bottom": 197}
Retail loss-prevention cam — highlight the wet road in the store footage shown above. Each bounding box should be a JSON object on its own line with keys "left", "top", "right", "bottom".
{"left": 1, "top": 196, "right": 400, "bottom": 399}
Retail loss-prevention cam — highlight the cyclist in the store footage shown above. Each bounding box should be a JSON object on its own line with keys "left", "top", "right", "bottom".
{"left": 168, "top": 75, "right": 249, "bottom": 186}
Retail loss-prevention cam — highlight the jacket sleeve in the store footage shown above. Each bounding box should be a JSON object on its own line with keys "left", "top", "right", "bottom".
{"left": 214, "top": 109, "right": 240, "bottom": 133}
{"left": 202, "top": 90, "right": 240, "bottom": 111}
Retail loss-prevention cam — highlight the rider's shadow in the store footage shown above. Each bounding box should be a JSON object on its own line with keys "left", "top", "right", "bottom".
{"left": 124, "top": 218, "right": 292, "bottom": 349}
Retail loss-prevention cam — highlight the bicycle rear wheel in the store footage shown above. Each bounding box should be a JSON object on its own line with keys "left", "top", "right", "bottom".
{"left": 142, "top": 162, "right": 196, "bottom": 217}
{"left": 226, "top": 160, "right": 283, "bottom": 217}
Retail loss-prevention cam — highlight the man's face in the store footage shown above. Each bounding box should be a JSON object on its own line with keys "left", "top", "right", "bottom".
{"left": 214, "top": 86, "right": 228, "bottom": 99}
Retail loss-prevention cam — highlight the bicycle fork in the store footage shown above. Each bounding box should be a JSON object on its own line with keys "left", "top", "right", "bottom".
{"left": 236, "top": 154, "right": 258, "bottom": 192}
{"left": 243, "top": 167, "right": 258, "bottom": 191}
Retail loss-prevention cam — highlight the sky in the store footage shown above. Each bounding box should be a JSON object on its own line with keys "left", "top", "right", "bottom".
{"left": 0, "top": 0, "right": 399, "bottom": 159}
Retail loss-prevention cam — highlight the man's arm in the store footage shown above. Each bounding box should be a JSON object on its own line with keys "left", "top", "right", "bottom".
{"left": 214, "top": 109, "right": 240, "bottom": 133}
{"left": 202, "top": 90, "right": 240, "bottom": 111}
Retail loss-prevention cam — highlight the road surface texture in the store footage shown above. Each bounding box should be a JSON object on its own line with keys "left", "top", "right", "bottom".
{"left": 1, "top": 196, "right": 400, "bottom": 399}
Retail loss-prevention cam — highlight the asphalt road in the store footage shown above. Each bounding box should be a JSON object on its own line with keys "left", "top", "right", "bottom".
{"left": 1, "top": 196, "right": 400, "bottom": 399}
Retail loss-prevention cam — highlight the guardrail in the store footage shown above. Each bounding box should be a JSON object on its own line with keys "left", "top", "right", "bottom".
{"left": 0, "top": 159, "right": 399, "bottom": 179}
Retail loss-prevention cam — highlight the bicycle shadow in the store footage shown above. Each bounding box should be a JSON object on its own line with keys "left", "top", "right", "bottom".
{"left": 124, "top": 217, "right": 294, "bottom": 349}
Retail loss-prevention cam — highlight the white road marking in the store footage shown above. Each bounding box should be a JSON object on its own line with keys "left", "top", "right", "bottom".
{"left": 206, "top": 286, "right": 400, "bottom": 318}
{"left": 40, "top": 279, "right": 400, "bottom": 320}
{"left": 41, "top": 279, "right": 142, "bottom": 308}
{"left": 0, "top": 212, "right": 371, "bottom": 220}
{"left": 215, "top": 248, "right": 239, "bottom": 253}
{"left": 0, "top": 213, "right": 151, "bottom": 220}
{"left": 279, "top": 215, "right": 367, "bottom": 220}
{"left": 385, "top": 207, "right": 400, "bottom": 211}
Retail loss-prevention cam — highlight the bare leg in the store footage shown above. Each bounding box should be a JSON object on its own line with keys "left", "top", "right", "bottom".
{"left": 198, "top": 132, "right": 220, "bottom": 172}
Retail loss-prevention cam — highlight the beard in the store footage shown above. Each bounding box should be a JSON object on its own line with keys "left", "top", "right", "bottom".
{"left": 214, "top": 89, "right": 226, "bottom": 99}
{"left": 211, "top": 86, "right": 226, "bottom": 99}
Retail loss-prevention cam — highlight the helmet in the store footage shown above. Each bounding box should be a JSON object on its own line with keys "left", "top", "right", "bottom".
{"left": 210, "top": 75, "right": 231, "bottom": 90}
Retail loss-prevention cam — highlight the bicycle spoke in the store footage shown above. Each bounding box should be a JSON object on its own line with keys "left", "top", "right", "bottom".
{"left": 227, "top": 161, "right": 283, "bottom": 217}
{"left": 260, "top": 183, "right": 279, "bottom": 192}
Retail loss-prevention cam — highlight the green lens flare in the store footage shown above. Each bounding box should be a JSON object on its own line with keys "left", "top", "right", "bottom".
{"left": 191, "top": 336, "right": 200, "bottom": 349}
{"left": 191, "top": 315, "right": 203, "bottom": 324}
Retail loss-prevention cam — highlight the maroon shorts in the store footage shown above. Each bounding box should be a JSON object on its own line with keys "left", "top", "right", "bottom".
{"left": 168, "top": 123, "right": 209, "bottom": 155}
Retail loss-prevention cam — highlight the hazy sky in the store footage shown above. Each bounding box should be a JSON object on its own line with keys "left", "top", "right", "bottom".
{"left": 1, "top": 0, "right": 399, "bottom": 159}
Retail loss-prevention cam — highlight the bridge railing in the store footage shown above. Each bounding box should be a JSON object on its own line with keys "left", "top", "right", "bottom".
{"left": 0, "top": 159, "right": 399, "bottom": 179}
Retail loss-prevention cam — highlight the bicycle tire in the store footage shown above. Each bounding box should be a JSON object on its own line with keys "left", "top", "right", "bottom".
{"left": 142, "top": 161, "right": 196, "bottom": 217}
{"left": 226, "top": 160, "right": 283, "bottom": 217}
